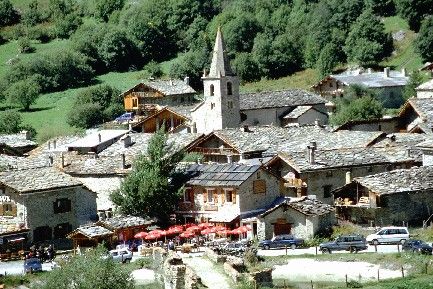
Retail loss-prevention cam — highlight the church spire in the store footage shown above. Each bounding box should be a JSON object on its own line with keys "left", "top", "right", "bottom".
{"left": 208, "top": 27, "right": 235, "bottom": 78}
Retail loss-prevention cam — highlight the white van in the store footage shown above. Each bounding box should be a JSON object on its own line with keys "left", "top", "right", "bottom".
{"left": 366, "top": 227, "right": 409, "bottom": 245}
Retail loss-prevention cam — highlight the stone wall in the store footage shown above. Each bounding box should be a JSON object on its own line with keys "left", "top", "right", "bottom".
{"left": 204, "top": 248, "right": 227, "bottom": 264}
{"left": 163, "top": 253, "right": 204, "bottom": 289}
{"left": 223, "top": 256, "right": 272, "bottom": 287}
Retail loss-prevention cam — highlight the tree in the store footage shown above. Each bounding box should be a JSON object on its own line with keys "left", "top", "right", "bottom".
{"left": 331, "top": 95, "right": 384, "bottom": 125}
{"left": 67, "top": 102, "right": 104, "bottom": 128}
{"left": 0, "top": 111, "right": 23, "bottom": 134}
{"left": 415, "top": 16, "right": 433, "bottom": 62}
{"left": 98, "top": 28, "right": 139, "bottom": 71}
{"left": 48, "top": 0, "right": 74, "bottom": 20}
{"left": 344, "top": 9, "right": 393, "bottom": 66}
{"left": 223, "top": 13, "right": 260, "bottom": 53}
{"left": 316, "top": 43, "right": 339, "bottom": 78}
{"left": 111, "top": 127, "right": 185, "bottom": 225}
{"left": 36, "top": 245, "right": 134, "bottom": 289}
{"left": 233, "top": 52, "right": 261, "bottom": 83}
{"left": 5, "top": 78, "right": 41, "bottom": 111}
{"left": 403, "top": 70, "right": 424, "bottom": 100}
{"left": 22, "top": 0, "right": 42, "bottom": 27}
{"left": 364, "top": 0, "right": 396, "bottom": 17}
{"left": 395, "top": 0, "right": 433, "bottom": 32}
{"left": 95, "top": 0, "right": 125, "bottom": 22}
{"left": 54, "top": 13, "right": 83, "bottom": 39}
{"left": 0, "top": 0, "right": 19, "bottom": 27}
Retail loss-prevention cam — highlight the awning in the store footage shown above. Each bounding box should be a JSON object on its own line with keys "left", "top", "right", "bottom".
{"left": 209, "top": 211, "right": 239, "bottom": 223}
{"left": 7, "top": 237, "right": 25, "bottom": 243}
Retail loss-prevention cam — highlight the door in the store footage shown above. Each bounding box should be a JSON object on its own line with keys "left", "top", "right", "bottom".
{"left": 33, "top": 226, "right": 52, "bottom": 242}
{"left": 274, "top": 223, "right": 291, "bottom": 236}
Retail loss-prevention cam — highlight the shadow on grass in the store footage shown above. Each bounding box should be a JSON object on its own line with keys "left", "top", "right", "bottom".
{"left": 19, "top": 106, "right": 54, "bottom": 113}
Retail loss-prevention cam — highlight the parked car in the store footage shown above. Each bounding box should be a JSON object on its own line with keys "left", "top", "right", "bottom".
{"left": 108, "top": 248, "right": 133, "bottom": 263}
{"left": 24, "top": 258, "right": 42, "bottom": 273}
{"left": 366, "top": 227, "right": 409, "bottom": 245}
{"left": 319, "top": 235, "right": 368, "bottom": 253}
{"left": 221, "top": 242, "right": 246, "bottom": 256}
{"left": 115, "top": 112, "right": 134, "bottom": 123}
{"left": 259, "top": 234, "right": 304, "bottom": 250}
{"left": 402, "top": 239, "right": 433, "bottom": 255}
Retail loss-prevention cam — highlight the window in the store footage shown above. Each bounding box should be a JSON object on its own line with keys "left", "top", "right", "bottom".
{"left": 228, "top": 101, "right": 233, "bottom": 109}
{"left": 132, "top": 99, "right": 138, "bottom": 108}
{"left": 211, "top": 103, "right": 215, "bottom": 110}
{"left": 225, "top": 189, "right": 234, "bottom": 202}
{"left": 227, "top": 82, "right": 232, "bottom": 95}
{"left": 53, "top": 223, "right": 72, "bottom": 239}
{"left": 329, "top": 82, "right": 333, "bottom": 88}
{"left": 253, "top": 180, "right": 266, "bottom": 194}
{"left": 0, "top": 203, "right": 16, "bottom": 217}
{"left": 257, "top": 171, "right": 261, "bottom": 179}
{"left": 53, "top": 198, "right": 71, "bottom": 214}
{"left": 184, "top": 188, "right": 194, "bottom": 202}
{"left": 207, "top": 189, "right": 215, "bottom": 203}
{"left": 210, "top": 84, "right": 215, "bottom": 96}
{"left": 326, "top": 171, "right": 333, "bottom": 177}
{"left": 323, "top": 185, "right": 333, "bottom": 198}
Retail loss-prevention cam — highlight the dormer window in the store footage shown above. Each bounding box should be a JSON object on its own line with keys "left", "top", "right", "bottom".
{"left": 227, "top": 82, "right": 232, "bottom": 95}
{"left": 210, "top": 84, "right": 215, "bottom": 96}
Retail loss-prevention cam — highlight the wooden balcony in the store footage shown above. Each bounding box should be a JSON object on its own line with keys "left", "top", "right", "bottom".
{"left": 191, "top": 147, "right": 238, "bottom": 155}
{"left": 284, "top": 178, "right": 305, "bottom": 188}
{"left": 203, "top": 204, "right": 218, "bottom": 211}
{"left": 178, "top": 202, "right": 196, "bottom": 211}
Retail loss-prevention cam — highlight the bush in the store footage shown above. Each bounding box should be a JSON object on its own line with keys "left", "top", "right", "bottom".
{"left": 67, "top": 102, "right": 105, "bottom": 128}
{"left": 55, "top": 13, "right": 83, "bottom": 39}
{"left": 0, "top": 111, "right": 35, "bottom": 137}
{"left": 17, "top": 37, "right": 35, "bottom": 54}
{"left": 0, "top": 0, "right": 20, "bottom": 27}
{"left": 28, "top": 26, "right": 54, "bottom": 43}
{"left": 5, "top": 77, "right": 41, "bottom": 110}
{"left": 144, "top": 61, "right": 164, "bottom": 78}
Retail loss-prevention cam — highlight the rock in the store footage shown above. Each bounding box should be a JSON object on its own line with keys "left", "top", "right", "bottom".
{"left": 392, "top": 30, "right": 406, "bottom": 42}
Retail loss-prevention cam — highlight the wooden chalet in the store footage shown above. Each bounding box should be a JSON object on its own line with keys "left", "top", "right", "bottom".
{"left": 67, "top": 225, "right": 113, "bottom": 249}
{"left": 132, "top": 106, "right": 190, "bottom": 133}
{"left": 96, "top": 215, "right": 153, "bottom": 243}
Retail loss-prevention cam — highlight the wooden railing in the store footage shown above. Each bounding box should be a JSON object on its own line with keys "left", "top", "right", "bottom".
{"left": 203, "top": 204, "right": 218, "bottom": 211}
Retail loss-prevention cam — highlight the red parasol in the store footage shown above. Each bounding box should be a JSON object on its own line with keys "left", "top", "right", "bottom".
{"left": 200, "top": 228, "right": 213, "bottom": 235}
{"left": 234, "top": 225, "right": 251, "bottom": 233}
{"left": 216, "top": 229, "right": 231, "bottom": 235}
{"left": 186, "top": 225, "right": 200, "bottom": 232}
{"left": 145, "top": 233, "right": 161, "bottom": 240}
{"left": 134, "top": 231, "right": 148, "bottom": 239}
{"left": 180, "top": 231, "right": 195, "bottom": 238}
{"left": 198, "top": 222, "right": 214, "bottom": 229}
{"left": 167, "top": 226, "right": 184, "bottom": 235}
{"left": 210, "top": 225, "right": 225, "bottom": 233}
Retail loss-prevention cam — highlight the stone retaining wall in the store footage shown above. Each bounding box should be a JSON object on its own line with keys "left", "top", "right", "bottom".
{"left": 203, "top": 248, "right": 227, "bottom": 264}
{"left": 163, "top": 253, "right": 204, "bottom": 289}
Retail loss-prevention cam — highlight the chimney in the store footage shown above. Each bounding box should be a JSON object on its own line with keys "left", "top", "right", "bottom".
{"left": 121, "top": 135, "right": 132, "bottom": 148}
{"left": 314, "top": 119, "right": 320, "bottom": 126}
{"left": 406, "top": 147, "right": 411, "bottom": 157}
{"left": 307, "top": 142, "right": 316, "bottom": 165}
{"left": 169, "top": 80, "right": 173, "bottom": 86}
{"left": 367, "top": 68, "right": 372, "bottom": 74}
{"left": 128, "top": 123, "right": 132, "bottom": 131}
{"left": 61, "top": 152, "right": 65, "bottom": 168}
{"left": 346, "top": 171, "right": 352, "bottom": 184}
{"left": 48, "top": 141, "right": 51, "bottom": 150}
{"left": 241, "top": 125, "right": 250, "bottom": 132}
{"left": 98, "top": 133, "right": 102, "bottom": 143}
{"left": 227, "top": 155, "right": 233, "bottom": 163}
{"left": 121, "top": 153, "right": 126, "bottom": 169}
{"left": 384, "top": 67, "right": 390, "bottom": 78}
{"left": 401, "top": 67, "right": 407, "bottom": 77}
{"left": 53, "top": 139, "right": 57, "bottom": 149}
{"left": 20, "top": 130, "right": 30, "bottom": 140}
{"left": 48, "top": 155, "right": 54, "bottom": 166}
{"left": 184, "top": 76, "right": 190, "bottom": 85}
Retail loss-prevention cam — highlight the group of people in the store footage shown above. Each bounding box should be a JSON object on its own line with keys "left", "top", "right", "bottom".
{"left": 25, "top": 245, "right": 55, "bottom": 262}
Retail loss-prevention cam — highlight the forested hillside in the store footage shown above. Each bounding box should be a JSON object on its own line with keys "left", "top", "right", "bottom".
{"left": 0, "top": 0, "right": 432, "bottom": 139}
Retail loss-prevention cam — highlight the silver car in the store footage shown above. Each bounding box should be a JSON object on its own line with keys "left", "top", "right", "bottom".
{"left": 109, "top": 248, "right": 133, "bottom": 263}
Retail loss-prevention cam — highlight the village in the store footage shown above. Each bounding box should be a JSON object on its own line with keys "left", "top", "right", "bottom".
{"left": 1, "top": 16, "right": 433, "bottom": 289}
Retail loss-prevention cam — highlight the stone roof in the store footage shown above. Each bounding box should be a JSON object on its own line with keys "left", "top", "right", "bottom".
{"left": 260, "top": 197, "right": 335, "bottom": 217}
{"left": 167, "top": 104, "right": 199, "bottom": 119}
{"left": 405, "top": 98, "right": 433, "bottom": 123}
{"left": 186, "top": 163, "right": 260, "bottom": 187}
{"left": 240, "top": 89, "right": 326, "bottom": 110}
{"left": 374, "top": 133, "right": 427, "bottom": 148}
{"left": 208, "top": 27, "right": 235, "bottom": 78}
{"left": 332, "top": 70, "right": 408, "bottom": 88}
{"left": 211, "top": 126, "right": 384, "bottom": 155}
{"left": 97, "top": 215, "right": 153, "bottom": 230}
{"left": 69, "top": 225, "right": 113, "bottom": 239}
{"left": 0, "top": 166, "right": 84, "bottom": 193}
{"left": 416, "top": 79, "right": 433, "bottom": 91}
{"left": 29, "top": 135, "right": 82, "bottom": 156}
{"left": 144, "top": 79, "right": 196, "bottom": 95}
{"left": 0, "top": 133, "right": 37, "bottom": 149}
{"left": 67, "top": 130, "right": 129, "bottom": 150}
{"left": 283, "top": 106, "right": 314, "bottom": 119}
{"left": 353, "top": 166, "right": 433, "bottom": 195}
{"left": 276, "top": 146, "right": 414, "bottom": 173}
{"left": 61, "top": 155, "right": 129, "bottom": 176}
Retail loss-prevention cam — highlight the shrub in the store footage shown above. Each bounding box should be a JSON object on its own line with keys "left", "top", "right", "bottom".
{"left": 144, "top": 61, "right": 164, "bottom": 78}
{"left": 0, "top": 111, "right": 35, "bottom": 137}
{"left": 17, "top": 37, "right": 35, "bottom": 54}
{"left": 55, "top": 13, "right": 83, "bottom": 39}
{"left": 0, "top": 0, "right": 20, "bottom": 27}
{"left": 5, "top": 77, "right": 41, "bottom": 110}
{"left": 67, "top": 102, "right": 104, "bottom": 129}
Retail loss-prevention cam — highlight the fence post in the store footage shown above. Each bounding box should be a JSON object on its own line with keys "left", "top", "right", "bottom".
{"left": 401, "top": 266, "right": 404, "bottom": 278}
{"left": 374, "top": 244, "right": 377, "bottom": 252}
{"left": 377, "top": 269, "right": 380, "bottom": 281}
{"left": 426, "top": 263, "right": 429, "bottom": 274}
{"left": 285, "top": 245, "right": 288, "bottom": 256}
{"left": 311, "top": 280, "right": 313, "bottom": 289}
{"left": 315, "top": 246, "right": 318, "bottom": 255}
{"left": 345, "top": 274, "right": 348, "bottom": 287}
{"left": 397, "top": 244, "right": 400, "bottom": 253}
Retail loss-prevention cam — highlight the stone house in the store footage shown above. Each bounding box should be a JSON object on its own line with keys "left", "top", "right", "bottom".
{"left": 416, "top": 138, "right": 433, "bottom": 166}
{"left": 312, "top": 68, "right": 409, "bottom": 108}
{"left": 416, "top": 79, "right": 433, "bottom": 98}
{"left": 265, "top": 145, "right": 418, "bottom": 204}
{"left": 333, "top": 117, "right": 400, "bottom": 134}
{"left": 0, "top": 132, "right": 37, "bottom": 155}
{"left": 0, "top": 167, "right": 97, "bottom": 243}
{"left": 420, "top": 62, "right": 433, "bottom": 76}
{"left": 176, "top": 163, "right": 282, "bottom": 228}
{"left": 239, "top": 89, "right": 328, "bottom": 127}
{"left": 254, "top": 197, "right": 335, "bottom": 240}
{"left": 122, "top": 79, "right": 196, "bottom": 116}
{"left": 332, "top": 166, "right": 433, "bottom": 226}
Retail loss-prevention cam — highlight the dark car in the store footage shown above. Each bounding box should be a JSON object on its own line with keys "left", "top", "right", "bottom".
{"left": 24, "top": 258, "right": 42, "bottom": 273}
{"left": 319, "top": 235, "right": 368, "bottom": 253}
{"left": 259, "top": 234, "right": 304, "bottom": 250}
{"left": 115, "top": 112, "right": 134, "bottom": 123}
{"left": 222, "top": 242, "right": 246, "bottom": 254}
{"left": 402, "top": 239, "right": 433, "bottom": 255}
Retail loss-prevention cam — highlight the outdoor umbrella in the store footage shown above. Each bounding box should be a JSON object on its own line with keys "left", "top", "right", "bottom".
{"left": 198, "top": 222, "right": 213, "bottom": 229}
{"left": 200, "top": 228, "right": 213, "bottom": 235}
{"left": 180, "top": 231, "right": 195, "bottom": 238}
{"left": 167, "top": 226, "right": 184, "bottom": 235}
{"left": 134, "top": 231, "right": 148, "bottom": 239}
{"left": 186, "top": 225, "right": 201, "bottom": 232}
{"left": 210, "top": 225, "right": 225, "bottom": 233}
{"left": 145, "top": 233, "right": 161, "bottom": 240}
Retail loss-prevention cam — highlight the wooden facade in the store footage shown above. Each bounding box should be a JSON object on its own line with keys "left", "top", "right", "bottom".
{"left": 133, "top": 107, "right": 189, "bottom": 133}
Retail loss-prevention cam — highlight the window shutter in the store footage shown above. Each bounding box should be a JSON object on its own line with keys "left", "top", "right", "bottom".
{"left": 67, "top": 199, "right": 72, "bottom": 212}
{"left": 0, "top": 204, "right": 4, "bottom": 216}
{"left": 11, "top": 204, "right": 17, "bottom": 217}
{"left": 221, "top": 190, "right": 225, "bottom": 204}
{"left": 214, "top": 190, "right": 218, "bottom": 203}
{"left": 232, "top": 190, "right": 236, "bottom": 204}
{"left": 203, "top": 189, "right": 207, "bottom": 203}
